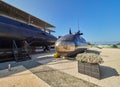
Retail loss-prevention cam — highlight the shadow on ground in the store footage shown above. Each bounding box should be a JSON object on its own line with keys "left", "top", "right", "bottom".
{"left": 0, "top": 55, "right": 73, "bottom": 78}
{"left": 86, "top": 50, "right": 101, "bottom": 55}
{"left": 100, "top": 65, "right": 119, "bottom": 79}
{"left": 0, "top": 59, "right": 41, "bottom": 78}
{"left": 0, "top": 50, "right": 56, "bottom": 78}
{"left": 60, "top": 49, "right": 101, "bottom": 60}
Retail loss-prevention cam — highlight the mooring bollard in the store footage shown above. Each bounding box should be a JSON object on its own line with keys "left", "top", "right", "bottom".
{"left": 8, "top": 64, "right": 11, "bottom": 71}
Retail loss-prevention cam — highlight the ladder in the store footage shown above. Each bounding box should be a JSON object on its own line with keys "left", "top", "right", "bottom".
{"left": 12, "top": 40, "right": 31, "bottom": 62}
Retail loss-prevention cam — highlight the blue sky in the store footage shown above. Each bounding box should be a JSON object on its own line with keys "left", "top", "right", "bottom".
{"left": 4, "top": 0, "right": 120, "bottom": 42}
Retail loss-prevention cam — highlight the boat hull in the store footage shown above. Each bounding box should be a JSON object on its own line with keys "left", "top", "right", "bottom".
{"left": 0, "top": 16, "right": 57, "bottom": 48}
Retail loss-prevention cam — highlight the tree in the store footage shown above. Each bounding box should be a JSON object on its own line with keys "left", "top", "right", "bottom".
{"left": 111, "top": 44, "right": 118, "bottom": 48}
{"left": 87, "top": 42, "right": 91, "bottom": 45}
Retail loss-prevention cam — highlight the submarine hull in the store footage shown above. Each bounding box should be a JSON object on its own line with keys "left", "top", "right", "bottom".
{"left": 0, "top": 16, "right": 57, "bottom": 48}
{"left": 55, "top": 33, "right": 87, "bottom": 57}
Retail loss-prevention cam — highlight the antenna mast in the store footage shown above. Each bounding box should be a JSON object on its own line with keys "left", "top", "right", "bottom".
{"left": 78, "top": 19, "right": 80, "bottom": 30}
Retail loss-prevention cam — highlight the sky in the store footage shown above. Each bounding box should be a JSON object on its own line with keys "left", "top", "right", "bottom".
{"left": 3, "top": 0, "right": 120, "bottom": 43}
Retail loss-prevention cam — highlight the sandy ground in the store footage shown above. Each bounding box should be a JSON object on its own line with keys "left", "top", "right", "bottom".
{"left": 0, "top": 65, "right": 50, "bottom": 87}
{"left": 0, "top": 49, "right": 98, "bottom": 87}
{"left": 0, "top": 48, "right": 120, "bottom": 87}
{"left": 37, "top": 48, "right": 120, "bottom": 87}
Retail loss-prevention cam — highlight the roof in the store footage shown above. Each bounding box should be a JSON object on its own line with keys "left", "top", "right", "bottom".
{"left": 0, "top": 1, "right": 55, "bottom": 32}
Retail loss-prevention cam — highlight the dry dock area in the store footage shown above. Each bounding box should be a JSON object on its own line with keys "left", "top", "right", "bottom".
{"left": 0, "top": 48, "right": 120, "bottom": 87}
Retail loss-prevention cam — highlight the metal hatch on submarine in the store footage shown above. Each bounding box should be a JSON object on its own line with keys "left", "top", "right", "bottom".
{"left": 55, "top": 30, "right": 87, "bottom": 57}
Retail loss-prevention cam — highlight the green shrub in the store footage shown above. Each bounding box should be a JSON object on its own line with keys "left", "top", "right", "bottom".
{"left": 87, "top": 42, "right": 91, "bottom": 45}
{"left": 111, "top": 45, "right": 118, "bottom": 48}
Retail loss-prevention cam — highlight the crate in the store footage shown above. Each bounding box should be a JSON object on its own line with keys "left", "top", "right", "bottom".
{"left": 78, "top": 61, "right": 101, "bottom": 79}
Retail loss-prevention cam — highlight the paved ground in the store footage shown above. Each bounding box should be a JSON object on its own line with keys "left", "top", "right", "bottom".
{"left": 29, "top": 65, "right": 99, "bottom": 87}
{"left": 0, "top": 50, "right": 99, "bottom": 87}
{"left": 0, "top": 65, "right": 50, "bottom": 87}
{"left": 37, "top": 48, "right": 120, "bottom": 87}
{"left": 0, "top": 48, "right": 120, "bottom": 87}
